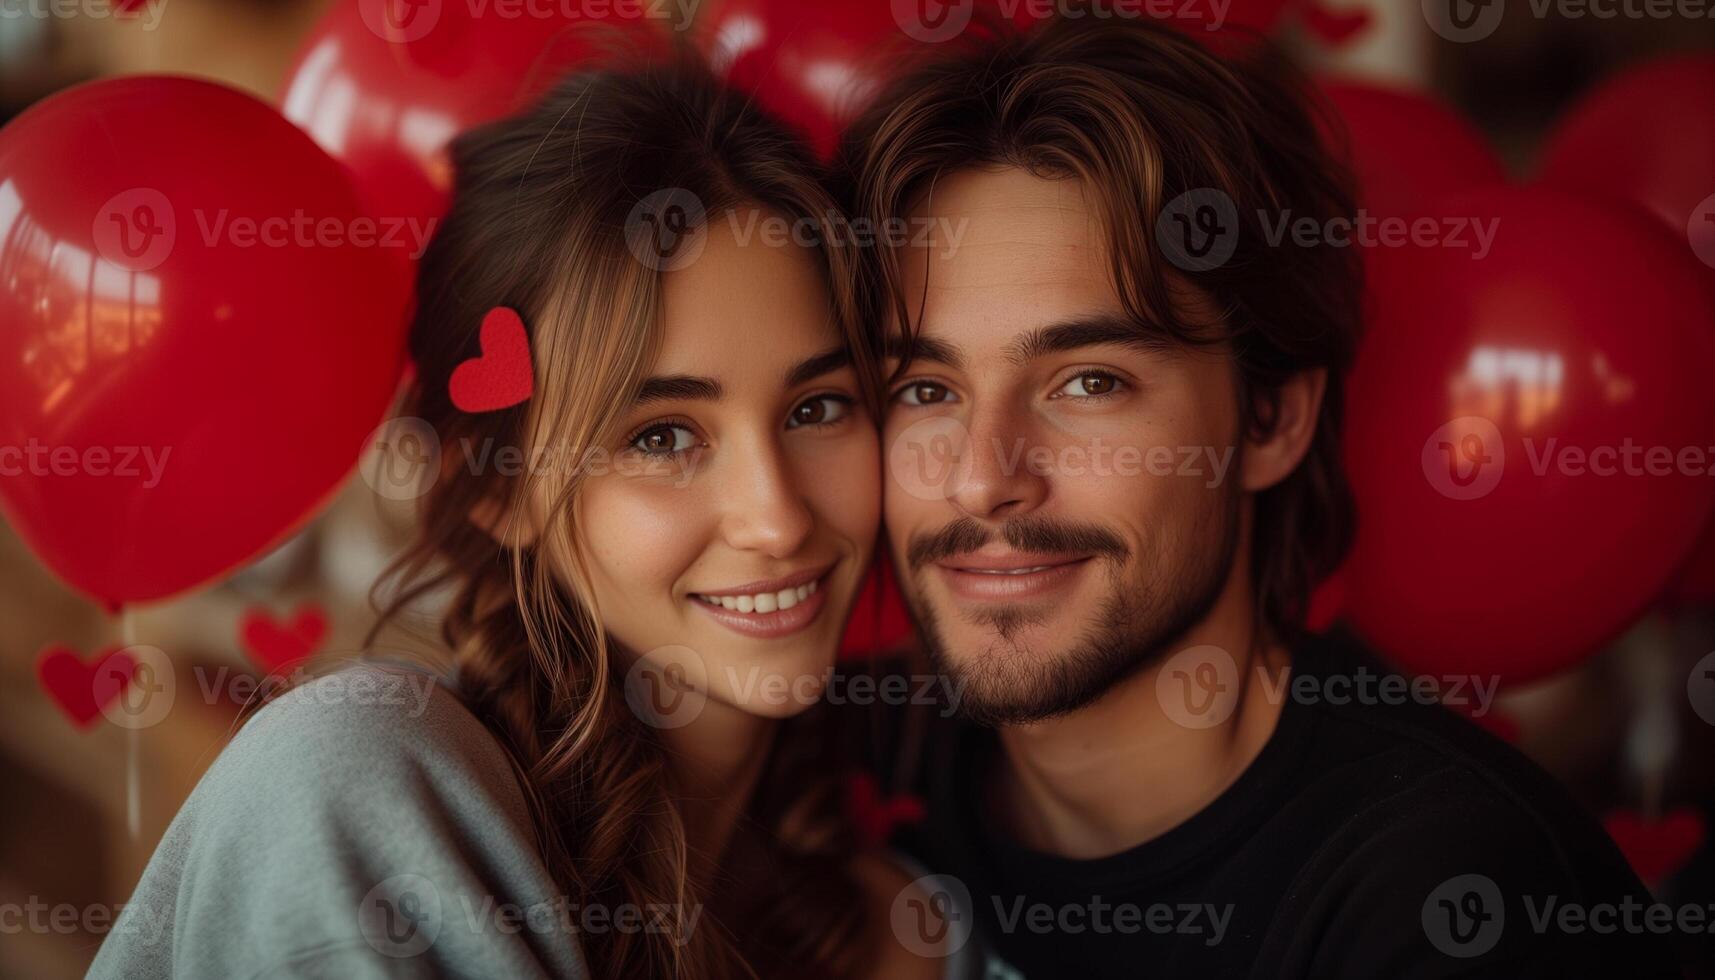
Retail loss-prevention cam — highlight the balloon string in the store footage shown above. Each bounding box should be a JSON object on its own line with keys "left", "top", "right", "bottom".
{"left": 121, "top": 606, "right": 140, "bottom": 842}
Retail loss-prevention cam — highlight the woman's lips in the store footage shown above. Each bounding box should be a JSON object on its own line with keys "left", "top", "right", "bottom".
{"left": 935, "top": 555, "right": 1093, "bottom": 602}
{"left": 688, "top": 574, "right": 830, "bottom": 639}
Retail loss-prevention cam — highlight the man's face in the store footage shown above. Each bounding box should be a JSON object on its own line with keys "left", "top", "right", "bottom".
{"left": 882, "top": 167, "right": 1246, "bottom": 725}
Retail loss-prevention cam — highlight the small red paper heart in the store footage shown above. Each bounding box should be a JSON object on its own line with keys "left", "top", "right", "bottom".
{"left": 1302, "top": 1, "right": 1373, "bottom": 47}
{"left": 239, "top": 604, "right": 329, "bottom": 675}
{"left": 449, "top": 307, "right": 534, "bottom": 413}
{"left": 37, "top": 645, "right": 136, "bottom": 729}
{"left": 846, "top": 772, "right": 926, "bottom": 847}
{"left": 1603, "top": 808, "right": 1706, "bottom": 885}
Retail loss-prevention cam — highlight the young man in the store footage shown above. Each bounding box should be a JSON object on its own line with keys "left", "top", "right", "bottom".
{"left": 841, "top": 15, "right": 1679, "bottom": 979}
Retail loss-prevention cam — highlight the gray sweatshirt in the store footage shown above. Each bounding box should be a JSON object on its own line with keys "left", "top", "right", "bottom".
{"left": 87, "top": 662, "right": 591, "bottom": 979}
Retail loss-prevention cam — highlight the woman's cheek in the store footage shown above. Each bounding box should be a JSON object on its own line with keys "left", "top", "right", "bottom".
{"left": 803, "top": 428, "right": 882, "bottom": 549}
{"left": 578, "top": 473, "right": 716, "bottom": 642}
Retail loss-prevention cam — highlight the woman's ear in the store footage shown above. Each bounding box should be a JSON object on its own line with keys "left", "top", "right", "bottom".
{"left": 1240, "top": 368, "right": 1327, "bottom": 493}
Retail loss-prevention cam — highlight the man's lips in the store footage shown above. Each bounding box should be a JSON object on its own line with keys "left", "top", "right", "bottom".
{"left": 937, "top": 551, "right": 1089, "bottom": 574}
{"left": 934, "top": 553, "right": 1093, "bottom": 602}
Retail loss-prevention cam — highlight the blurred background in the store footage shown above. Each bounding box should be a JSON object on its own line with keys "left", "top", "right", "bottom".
{"left": 3, "top": 0, "right": 1715, "bottom": 976}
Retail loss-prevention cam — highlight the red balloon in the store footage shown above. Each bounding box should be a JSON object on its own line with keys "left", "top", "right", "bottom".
{"left": 1160, "top": 0, "right": 1296, "bottom": 33}
{"left": 1317, "top": 79, "right": 1507, "bottom": 220}
{"left": 0, "top": 77, "right": 412, "bottom": 606}
{"left": 1342, "top": 186, "right": 1715, "bottom": 684}
{"left": 281, "top": 2, "right": 665, "bottom": 227}
{"left": 1537, "top": 54, "right": 1715, "bottom": 264}
{"left": 1536, "top": 55, "right": 1715, "bottom": 605}
{"left": 697, "top": 0, "right": 908, "bottom": 160}
{"left": 1007, "top": 0, "right": 1298, "bottom": 33}
{"left": 696, "top": 1, "right": 1298, "bottom": 160}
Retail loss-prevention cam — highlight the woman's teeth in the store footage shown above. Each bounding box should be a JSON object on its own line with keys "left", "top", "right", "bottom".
{"left": 695, "top": 580, "right": 817, "bottom": 614}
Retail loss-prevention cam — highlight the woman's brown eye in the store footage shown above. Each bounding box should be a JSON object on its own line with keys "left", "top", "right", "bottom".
{"left": 915, "top": 383, "right": 947, "bottom": 404}
{"left": 631, "top": 424, "right": 694, "bottom": 455}
{"left": 1080, "top": 374, "right": 1115, "bottom": 395}
{"left": 786, "top": 395, "right": 850, "bottom": 429}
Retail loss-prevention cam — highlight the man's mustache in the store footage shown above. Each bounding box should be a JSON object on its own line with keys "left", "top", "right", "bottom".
{"left": 906, "top": 516, "right": 1130, "bottom": 570}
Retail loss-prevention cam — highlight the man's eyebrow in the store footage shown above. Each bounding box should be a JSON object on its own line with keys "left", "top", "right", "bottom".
{"left": 634, "top": 375, "right": 723, "bottom": 405}
{"left": 1003, "top": 315, "right": 1179, "bottom": 364}
{"left": 883, "top": 333, "right": 966, "bottom": 370}
{"left": 784, "top": 346, "right": 852, "bottom": 388}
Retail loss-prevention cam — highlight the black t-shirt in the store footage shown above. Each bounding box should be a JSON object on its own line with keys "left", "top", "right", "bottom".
{"left": 866, "top": 629, "right": 1683, "bottom": 979}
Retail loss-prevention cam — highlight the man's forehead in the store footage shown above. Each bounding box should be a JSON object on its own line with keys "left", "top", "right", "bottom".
{"left": 896, "top": 167, "right": 1126, "bottom": 342}
{"left": 907, "top": 167, "right": 1105, "bottom": 263}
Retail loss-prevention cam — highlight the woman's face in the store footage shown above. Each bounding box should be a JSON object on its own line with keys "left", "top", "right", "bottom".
{"left": 574, "top": 209, "right": 879, "bottom": 722}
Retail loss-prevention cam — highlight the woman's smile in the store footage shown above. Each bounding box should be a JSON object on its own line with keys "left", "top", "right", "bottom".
{"left": 688, "top": 562, "right": 836, "bottom": 639}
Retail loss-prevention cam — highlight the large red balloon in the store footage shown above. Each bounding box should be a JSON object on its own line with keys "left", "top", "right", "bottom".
{"left": 1537, "top": 54, "right": 1715, "bottom": 264}
{"left": 1342, "top": 186, "right": 1715, "bottom": 684}
{"left": 1536, "top": 55, "right": 1715, "bottom": 605}
{"left": 0, "top": 77, "right": 412, "bottom": 606}
{"left": 1317, "top": 79, "right": 1507, "bottom": 220}
{"left": 281, "top": 2, "right": 665, "bottom": 228}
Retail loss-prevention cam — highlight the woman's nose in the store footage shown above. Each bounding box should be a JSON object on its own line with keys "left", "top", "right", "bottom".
{"left": 717, "top": 440, "right": 816, "bottom": 558}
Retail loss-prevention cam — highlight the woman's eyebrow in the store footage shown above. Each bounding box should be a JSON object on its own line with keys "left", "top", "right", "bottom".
{"left": 633, "top": 375, "right": 723, "bottom": 405}
{"left": 783, "top": 346, "right": 852, "bottom": 388}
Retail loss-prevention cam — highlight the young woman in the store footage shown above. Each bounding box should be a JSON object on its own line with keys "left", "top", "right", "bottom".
{"left": 89, "top": 52, "right": 952, "bottom": 980}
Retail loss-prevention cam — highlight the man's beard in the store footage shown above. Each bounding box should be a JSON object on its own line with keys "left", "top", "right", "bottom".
{"left": 902, "top": 486, "right": 1241, "bottom": 727}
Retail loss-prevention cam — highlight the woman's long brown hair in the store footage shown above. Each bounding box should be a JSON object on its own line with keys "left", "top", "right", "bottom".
{"left": 367, "top": 45, "right": 878, "bottom": 980}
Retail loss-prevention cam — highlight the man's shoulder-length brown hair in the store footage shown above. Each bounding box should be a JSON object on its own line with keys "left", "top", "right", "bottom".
{"left": 838, "top": 13, "right": 1364, "bottom": 641}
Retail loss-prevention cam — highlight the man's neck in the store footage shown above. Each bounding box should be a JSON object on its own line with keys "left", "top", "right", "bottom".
{"left": 992, "top": 567, "right": 1292, "bottom": 860}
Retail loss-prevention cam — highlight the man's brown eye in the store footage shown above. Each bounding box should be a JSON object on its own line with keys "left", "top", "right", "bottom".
{"left": 1055, "top": 372, "right": 1122, "bottom": 399}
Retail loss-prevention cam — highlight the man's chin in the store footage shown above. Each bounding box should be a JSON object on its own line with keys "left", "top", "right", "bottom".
{"left": 920, "top": 617, "right": 1139, "bottom": 727}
